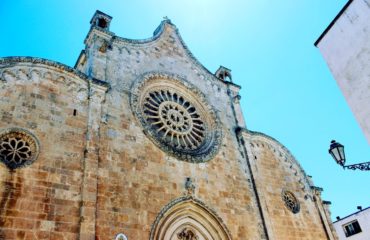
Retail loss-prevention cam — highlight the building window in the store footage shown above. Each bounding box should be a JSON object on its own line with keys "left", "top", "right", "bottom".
{"left": 142, "top": 89, "right": 206, "bottom": 150}
{"left": 0, "top": 128, "right": 39, "bottom": 169}
{"left": 282, "top": 190, "right": 300, "bottom": 214}
{"left": 343, "top": 220, "right": 362, "bottom": 237}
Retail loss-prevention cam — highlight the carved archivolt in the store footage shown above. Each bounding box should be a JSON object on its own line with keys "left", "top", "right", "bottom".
{"left": 150, "top": 196, "right": 232, "bottom": 240}
{"left": 0, "top": 128, "right": 40, "bottom": 169}
{"left": 131, "top": 72, "right": 222, "bottom": 163}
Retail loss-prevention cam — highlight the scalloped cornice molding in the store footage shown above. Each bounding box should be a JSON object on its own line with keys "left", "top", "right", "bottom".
{"left": 236, "top": 128, "right": 318, "bottom": 194}
{"left": 0, "top": 57, "right": 110, "bottom": 89}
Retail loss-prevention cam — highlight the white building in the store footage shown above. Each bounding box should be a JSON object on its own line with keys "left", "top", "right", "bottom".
{"left": 333, "top": 206, "right": 370, "bottom": 240}
{"left": 315, "top": 0, "right": 370, "bottom": 144}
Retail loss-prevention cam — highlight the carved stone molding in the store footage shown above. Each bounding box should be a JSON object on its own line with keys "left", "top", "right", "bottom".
{"left": 0, "top": 66, "right": 88, "bottom": 98}
{"left": 150, "top": 196, "right": 232, "bottom": 240}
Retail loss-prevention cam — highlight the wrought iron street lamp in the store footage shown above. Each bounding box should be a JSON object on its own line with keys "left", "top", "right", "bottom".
{"left": 328, "top": 140, "right": 370, "bottom": 171}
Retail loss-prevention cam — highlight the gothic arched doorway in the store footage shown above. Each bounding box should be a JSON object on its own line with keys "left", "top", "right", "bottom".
{"left": 150, "top": 197, "right": 232, "bottom": 240}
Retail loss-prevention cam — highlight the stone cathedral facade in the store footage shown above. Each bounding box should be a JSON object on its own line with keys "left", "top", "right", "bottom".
{"left": 0, "top": 11, "right": 336, "bottom": 240}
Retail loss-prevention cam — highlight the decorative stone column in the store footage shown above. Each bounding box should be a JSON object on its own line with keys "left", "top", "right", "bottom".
{"left": 311, "top": 186, "right": 337, "bottom": 240}
{"left": 79, "top": 80, "right": 108, "bottom": 240}
{"left": 235, "top": 128, "right": 270, "bottom": 240}
{"left": 227, "top": 82, "right": 246, "bottom": 128}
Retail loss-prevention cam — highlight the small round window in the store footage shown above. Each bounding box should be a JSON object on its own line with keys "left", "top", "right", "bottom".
{"left": 282, "top": 190, "right": 300, "bottom": 214}
{"left": 0, "top": 128, "right": 39, "bottom": 169}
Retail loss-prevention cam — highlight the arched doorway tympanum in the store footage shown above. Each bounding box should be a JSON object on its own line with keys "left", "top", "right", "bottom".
{"left": 150, "top": 197, "right": 232, "bottom": 240}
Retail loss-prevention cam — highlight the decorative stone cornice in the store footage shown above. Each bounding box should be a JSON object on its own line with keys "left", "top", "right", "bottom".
{"left": 0, "top": 57, "right": 110, "bottom": 89}
{"left": 236, "top": 128, "right": 315, "bottom": 194}
{"left": 0, "top": 57, "right": 88, "bottom": 80}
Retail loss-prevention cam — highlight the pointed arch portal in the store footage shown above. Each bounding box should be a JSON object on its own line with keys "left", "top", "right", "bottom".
{"left": 150, "top": 197, "right": 232, "bottom": 240}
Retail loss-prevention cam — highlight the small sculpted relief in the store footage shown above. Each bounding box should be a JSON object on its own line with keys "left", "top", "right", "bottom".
{"left": 177, "top": 228, "right": 199, "bottom": 240}
{"left": 185, "top": 177, "right": 195, "bottom": 195}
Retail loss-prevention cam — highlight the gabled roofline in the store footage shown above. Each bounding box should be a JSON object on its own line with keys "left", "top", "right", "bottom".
{"left": 82, "top": 18, "right": 240, "bottom": 87}
{"left": 314, "top": 0, "right": 353, "bottom": 47}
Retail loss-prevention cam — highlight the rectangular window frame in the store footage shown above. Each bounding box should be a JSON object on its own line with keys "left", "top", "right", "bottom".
{"left": 342, "top": 220, "right": 362, "bottom": 237}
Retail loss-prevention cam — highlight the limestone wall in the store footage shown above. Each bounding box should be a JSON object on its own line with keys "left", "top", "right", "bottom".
{"left": 240, "top": 131, "right": 336, "bottom": 240}
{"left": 82, "top": 22, "right": 264, "bottom": 239}
{"left": 0, "top": 13, "right": 338, "bottom": 240}
{"left": 0, "top": 59, "right": 90, "bottom": 239}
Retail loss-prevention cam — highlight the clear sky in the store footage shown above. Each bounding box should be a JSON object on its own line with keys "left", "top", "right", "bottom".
{"left": 1, "top": 0, "right": 369, "bottom": 221}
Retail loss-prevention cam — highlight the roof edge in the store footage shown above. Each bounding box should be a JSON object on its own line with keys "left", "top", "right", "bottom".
{"left": 333, "top": 206, "right": 370, "bottom": 223}
{"left": 0, "top": 56, "right": 110, "bottom": 88}
{"left": 237, "top": 128, "right": 314, "bottom": 188}
{"left": 314, "top": 0, "right": 353, "bottom": 47}
{"left": 84, "top": 18, "right": 236, "bottom": 87}
{"left": 85, "top": 19, "right": 171, "bottom": 46}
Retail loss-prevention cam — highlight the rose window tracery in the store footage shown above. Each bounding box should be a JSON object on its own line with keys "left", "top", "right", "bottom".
{"left": 0, "top": 129, "right": 39, "bottom": 169}
{"left": 143, "top": 90, "right": 205, "bottom": 150}
{"left": 282, "top": 190, "right": 300, "bottom": 214}
{"left": 131, "top": 74, "right": 222, "bottom": 163}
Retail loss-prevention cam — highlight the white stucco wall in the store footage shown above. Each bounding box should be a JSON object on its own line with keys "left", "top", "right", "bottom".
{"left": 317, "top": 0, "right": 370, "bottom": 144}
{"left": 333, "top": 208, "right": 370, "bottom": 240}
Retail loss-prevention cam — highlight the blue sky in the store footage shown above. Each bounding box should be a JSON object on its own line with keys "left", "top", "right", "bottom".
{"left": 1, "top": 0, "right": 369, "bottom": 220}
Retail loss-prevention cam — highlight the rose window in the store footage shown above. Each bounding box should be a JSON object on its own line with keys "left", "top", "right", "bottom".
{"left": 0, "top": 129, "right": 39, "bottom": 169}
{"left": 131, "top": 74, "right": 222, "bottom": 163}
{"left": 143, "top": 90, "right": 205, "bottom": 150}
{"left": 282, "top": 190, "right": 300, "bottom": 214}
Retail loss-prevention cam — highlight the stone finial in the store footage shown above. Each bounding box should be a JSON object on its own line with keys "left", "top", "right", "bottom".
{"left": 185, "top": 177, "right": 195, "bottom": 195}
{"left": 90, "top": 10, "right": 112, "bottom": 30}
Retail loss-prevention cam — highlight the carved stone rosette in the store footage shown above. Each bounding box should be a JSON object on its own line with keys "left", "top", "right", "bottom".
{"left": 282, "top": 190, "right": 300, "bottom": 214}
{"left": 130, "top": 72, "right": 222, "bottom": 163}
{"left": 0, "top": 128, "right": 40, "bottom": 169}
